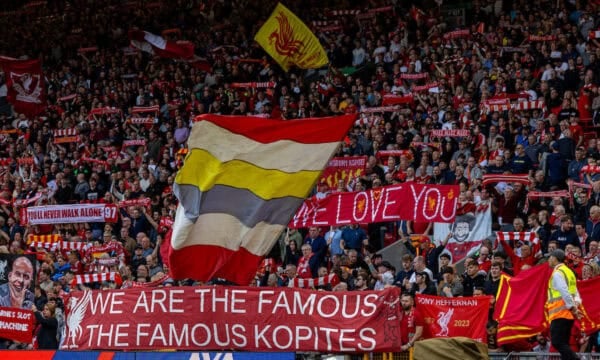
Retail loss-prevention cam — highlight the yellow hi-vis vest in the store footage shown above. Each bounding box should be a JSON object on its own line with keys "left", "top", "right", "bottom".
{"left": 546, "top": 263, "right": 577, "bottom": 322}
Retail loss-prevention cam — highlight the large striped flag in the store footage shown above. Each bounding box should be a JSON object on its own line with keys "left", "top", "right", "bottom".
{"left": 170, "top": 113, "right": 355, "bottom": 285}
{"left": 254, "top": 3, "right": 329, "bottom": 71}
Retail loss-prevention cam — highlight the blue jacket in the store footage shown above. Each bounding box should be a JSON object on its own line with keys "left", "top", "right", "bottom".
{"left": 586, "top": 219, "right": 600, "bottom": 242}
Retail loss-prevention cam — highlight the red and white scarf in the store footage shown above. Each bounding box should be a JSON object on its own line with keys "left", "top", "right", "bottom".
{"left": 525, "top": 190, "right": 571, "bottom": 212}
{"left": 72, "top": 272, "right": 122, "bottom": 286}
{"left": 288, "top": 273, "right": 340, "bottom": 288}
{"left": 482, "top": 174, "right": 531, "bottom": 187}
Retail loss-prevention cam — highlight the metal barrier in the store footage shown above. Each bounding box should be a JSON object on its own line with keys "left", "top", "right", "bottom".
{"left": 300, "top": 351, "right": 414, "bottom": 360}
{"left": 488, "top": 353, "right": 600, "bottom": 360}
{"left": 305, "top": 352, "right": 600, "bottom": 360}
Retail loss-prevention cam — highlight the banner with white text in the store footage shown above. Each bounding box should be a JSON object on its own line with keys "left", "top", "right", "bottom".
{"left": 415, "top": 294, "right": 491, "bottom": 342}
{"left": 22, "top": 204, "right": 119, "bottom": 225}
{"left": 0, "top": 306, "right": 34, "bottom": 343}
{"left": 290, "top": 184, "right": 459, "bottom": 228}
{"left": 62, "top": 286, "right": 402, "bottom": 352}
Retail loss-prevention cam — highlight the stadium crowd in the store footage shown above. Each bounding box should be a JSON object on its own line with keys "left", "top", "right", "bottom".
{"left": 0, "top": 0, "right": 599, "bottom": 353}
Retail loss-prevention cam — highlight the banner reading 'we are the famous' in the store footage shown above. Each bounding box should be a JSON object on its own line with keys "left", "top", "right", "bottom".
{"left": 63, "top": 286, "right": 402, "bottom": 352}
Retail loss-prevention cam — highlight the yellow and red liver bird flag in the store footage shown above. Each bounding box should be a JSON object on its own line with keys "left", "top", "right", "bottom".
{"left": 254, "top": 3, "right": 329, "bottom": 71}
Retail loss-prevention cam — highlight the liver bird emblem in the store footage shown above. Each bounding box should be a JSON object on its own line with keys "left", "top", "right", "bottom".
{"left": 65, "top": 290, "right": 92, "bottom": 349}
{"left": 268, "top": 11, "right": 305, "bottom": 58}
{"left": 436, "top": 308, "right": 454, "bottom": 337}
{"left": 427, "top": 196, "right": 437, "bottom": 211}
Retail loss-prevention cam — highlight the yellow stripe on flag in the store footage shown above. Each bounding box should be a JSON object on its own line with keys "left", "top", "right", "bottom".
{"left": 254, "top": 3, "right": 328, "bottom": 71}
{"left": 176, "top": 148, "right": 321, "bottom": 200}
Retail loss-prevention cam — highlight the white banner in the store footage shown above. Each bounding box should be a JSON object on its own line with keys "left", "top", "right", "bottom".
{"left": 23, "top": 204, "right": 119, "bottom": 225}
{"left": 433, "top": 206, "right": 492, "bottom": 263}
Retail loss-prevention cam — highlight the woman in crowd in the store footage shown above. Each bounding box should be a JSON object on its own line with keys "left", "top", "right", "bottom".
{"left": 32, "top": 303, "right": 58, "bottom": 350}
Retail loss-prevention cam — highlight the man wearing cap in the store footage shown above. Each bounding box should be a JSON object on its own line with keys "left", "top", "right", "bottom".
{"left": 546, "top": 249, "right": 582, "bottom": 360}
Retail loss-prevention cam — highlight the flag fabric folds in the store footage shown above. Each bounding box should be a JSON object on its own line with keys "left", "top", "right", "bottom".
{"left": 494, "top": 265, "right": 553, "bottom": 345}
{"left": 577, "top": 276, "right": 600, "bottom": 334}
{"left": 494, "top": 265, "right": 600, "bottom": 344}
{"left": 0, "top": 58, "right": 46, "bottom": 116}
{"left": 129, "top": 30, "right": 195, "bottom": 59}
{"left": 170, "top": 113, "right": 355, "bottom": 285}
{"left": 254, "top": 3, "right": 328, "bottom": 71}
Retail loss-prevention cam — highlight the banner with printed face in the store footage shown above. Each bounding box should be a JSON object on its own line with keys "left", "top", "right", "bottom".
{"left": 22, "top": 204, "right": 119, "bottom": 225}
{"left": 0, "top": 254, "right": 37, "bottom": 310}
{"left": 433, "top": 206, "right": 492, "bottom": 263}
{"left": 62, "top": 286, "right": 402, "bottom": 352}
{"left": 415, "top": 294, "right": 491, "bottom": 342}
{"left": 290, "top": 184, "right": 459, "bottom": 228}
{"left": 318, "top": 156, "right": 367, "bottom": 190}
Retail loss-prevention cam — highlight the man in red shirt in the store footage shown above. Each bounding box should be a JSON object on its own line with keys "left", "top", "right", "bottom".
{"left": 399, "top": 293, "right": 424, "bottom": 352}
{"left": 497, "top": 236, "right": 537, "bottom": 276}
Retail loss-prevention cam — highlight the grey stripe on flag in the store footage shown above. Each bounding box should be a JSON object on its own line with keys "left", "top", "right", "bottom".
{"left": 174, "top": 183, "right": 304, "bottom": 227}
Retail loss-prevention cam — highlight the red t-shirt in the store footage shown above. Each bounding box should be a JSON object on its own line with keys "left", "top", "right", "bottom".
{"left": 400, "top": 307, "right": 424, "bottom": 345}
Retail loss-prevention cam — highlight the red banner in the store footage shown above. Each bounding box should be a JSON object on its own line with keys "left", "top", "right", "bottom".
{"left": 0, "top": 58, "right": 47, "bottom": 116}
{"left": 22, "top": 204, "right": 119, "bottom": 225}
{"left": 494, "top": 265, "right": 553, "bottom": 345}
{"left": 318, "top": 156, "right": 367, "bottom": 189}
{"left": 62, "top": 286, "right": 402, "bottom": 352}
{"left": 579, "top": 276, "right": 600, "bottom": 334}
{"left": 290, "top": 184, "right": 459, "bottom": 228}
{"left": 494, "top": 266, "right": 600, "bottom": 345}
{"left": 0, "top": 307, "right": 34, "bottom": 343}
{"left": 382, "top": 94, "right": 414, "bottom": 105}
{"left": 415, "top": 295, "right": 490, "bottom": 342}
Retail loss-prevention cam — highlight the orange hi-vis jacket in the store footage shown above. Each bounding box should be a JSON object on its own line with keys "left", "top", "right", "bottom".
{"left": 546, "top": 263, "right": 578, "bottom": 322}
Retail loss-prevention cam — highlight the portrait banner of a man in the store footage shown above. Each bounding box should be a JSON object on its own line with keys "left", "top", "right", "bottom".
{"left": 0, "top": 254, "right": 36, "bottom": 309}
{"left": 433, "top": 207, "right": 492, "bottom": 263}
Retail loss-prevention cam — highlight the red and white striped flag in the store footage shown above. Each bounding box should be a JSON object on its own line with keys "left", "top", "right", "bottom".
{"left": 129, "top": 117, "right": 155, "bottom": 124}
{"left": 496, "top": 232, "right": 538, "bottom": 244}
{"left": 288, "top": 273, "right": 340, "bottom": 288}
{"left": 53, "top": 128, "right": 79, "bottom": 144}
{"left": 61, "top": 241, "right": 92, "bottom": 252}
{"left": 496, "top": 232, "right": 541, "bottom": 256}
{"left": 513, "top": 100, "right": 546, "bottom": 111}
{"left": 72, "top": 272, "right": 122, "bottom": 287}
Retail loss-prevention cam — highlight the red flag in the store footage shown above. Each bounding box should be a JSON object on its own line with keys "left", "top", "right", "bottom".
{"left": 494, "top": 265, "right": 553, "bottom": 345}
{"left": 476, "top": 22, "right": 485, "bottom": 34}
{"left": 129, "top": 30, "right": 195, "bottom": 59}
{"left": 415, "top": 294, "right": 490, "bottom": 342}
{"left": 0, "top": 58, "right": 46, "bottom": 116}
{"left": 409, "top": 5, "right": 425, "bottom": 22}
{"left": 579, "top": 276, "right": 600, "bottom": 334}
